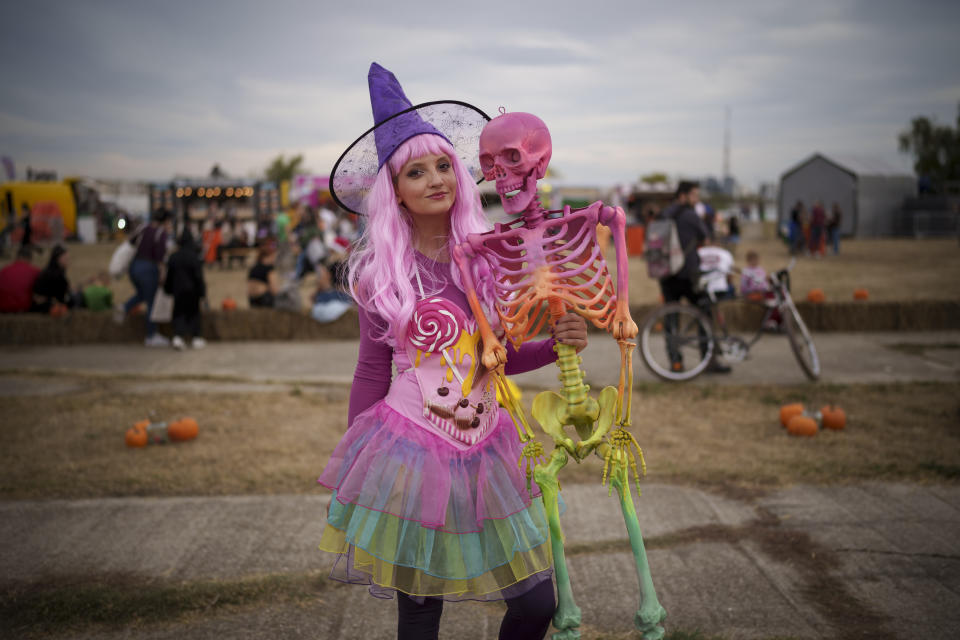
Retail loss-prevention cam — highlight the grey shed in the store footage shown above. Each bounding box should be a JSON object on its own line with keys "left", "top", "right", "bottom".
{"left": 778, "top": 153, "right": 916, "bottom": 237}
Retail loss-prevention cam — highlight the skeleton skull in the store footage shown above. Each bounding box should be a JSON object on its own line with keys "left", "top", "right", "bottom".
{"left": 478, "top": 112, "right": 552, "bottom": 216}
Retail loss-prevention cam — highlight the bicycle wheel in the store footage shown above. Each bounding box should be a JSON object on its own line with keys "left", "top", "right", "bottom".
{"left": 782, "top": 299, "right": 821, "bottom": 380}
{"left": 640, "top": 303, "right": 714, "bottom": 381}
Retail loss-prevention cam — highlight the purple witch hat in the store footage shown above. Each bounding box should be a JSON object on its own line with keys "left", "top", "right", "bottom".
{"left": 369, "top": 63, "right": 445, "bottom": 169}
{"left": 330, "top": 62, "right": 490, "bottom": 216}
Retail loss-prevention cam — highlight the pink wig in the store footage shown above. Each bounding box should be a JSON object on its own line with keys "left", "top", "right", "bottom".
{"left": 348, "top": 133, "right": 494, "bottom": 344}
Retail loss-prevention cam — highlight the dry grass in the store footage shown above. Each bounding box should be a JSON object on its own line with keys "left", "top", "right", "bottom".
{"left": 2, "top": 375, "right": 957, "bottom": 500}
{"left": 624, "top": 223, "right": 960, "bottom": 304}
{"left": 559, "top": 380, "right": 960, "bottom": 488}
{"left": 0, "top": 379, "right": 349, "bottom": 499}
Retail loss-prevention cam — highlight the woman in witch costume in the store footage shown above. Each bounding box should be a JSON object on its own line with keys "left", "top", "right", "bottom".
{"left": 317, "top": 63, "right": 587, "bottom": 639}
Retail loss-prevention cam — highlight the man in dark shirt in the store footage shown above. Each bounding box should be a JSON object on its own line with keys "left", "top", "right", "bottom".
{"left": 658, "top": 181, "right": 731, "bottom": 373}
{"left": 659, "top": 181, "right": 707, "bottom": 301}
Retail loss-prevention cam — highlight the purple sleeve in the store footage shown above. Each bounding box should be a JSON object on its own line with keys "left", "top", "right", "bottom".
{"left": 152, "top": 230, "right": 168, "bottom": 263}
{"left": 347, "top": 306, "right": 393, "bottom": 427}
{"left": 504, "top": 337, "right": 558, "bottom": 375}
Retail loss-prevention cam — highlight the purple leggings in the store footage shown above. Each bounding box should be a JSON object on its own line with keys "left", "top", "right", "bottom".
{"left": 396, "top": 578, "right": 556, "bottom": 640}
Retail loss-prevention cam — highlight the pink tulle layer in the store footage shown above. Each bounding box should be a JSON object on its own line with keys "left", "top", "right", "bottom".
{"left": 318, "top": 401, "right": 541, "bottom": 534}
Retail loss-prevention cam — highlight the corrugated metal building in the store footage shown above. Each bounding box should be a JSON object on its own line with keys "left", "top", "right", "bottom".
{"left": 778, "top": 153, "right": 916, "bottom": 236}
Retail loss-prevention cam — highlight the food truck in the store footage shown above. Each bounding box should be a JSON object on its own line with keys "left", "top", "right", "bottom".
{"left": 0, "top": 176, "right": 101, "bottom": 242}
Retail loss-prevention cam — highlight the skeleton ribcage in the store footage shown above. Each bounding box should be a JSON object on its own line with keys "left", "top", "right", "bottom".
{"left": 475, "top": 210, "right": 617, "bottom": 349}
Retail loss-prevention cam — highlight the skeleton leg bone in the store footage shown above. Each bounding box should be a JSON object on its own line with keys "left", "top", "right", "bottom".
{"left": 599, "top": 442, "right": 667, "bottom": 640}
{"left": 618, "top": 339, "right": 636, "bottom": 426}
{"left": 533, "top": 447, "right": 582, "bottom": 640}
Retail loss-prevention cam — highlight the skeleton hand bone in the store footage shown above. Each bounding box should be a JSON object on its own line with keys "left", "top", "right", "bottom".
{"left": 482, "top": 340, "right": 507, "bottom": 370}
{"left": 612, "top": 308, "right": 639, "bottom": 341}
{"left": 602, "top": 427, "right": 647, "bottom": 496}
{"left": 518, "top": 440, "right": 546, "bottom": 495}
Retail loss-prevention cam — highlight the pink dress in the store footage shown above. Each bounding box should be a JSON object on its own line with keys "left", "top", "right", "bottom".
{"left": 318, "top": 253, "right": 559, "bottom": 601}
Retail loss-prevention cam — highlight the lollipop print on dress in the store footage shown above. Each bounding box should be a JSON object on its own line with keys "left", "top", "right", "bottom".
{"left": 410, "top": 297, "right": 489, "bottom": 432}
{"left": 409, "top": 297, "right": 467, "bottom": 353}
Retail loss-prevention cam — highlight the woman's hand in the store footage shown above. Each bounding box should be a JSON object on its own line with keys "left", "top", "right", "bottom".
{"left": 552, "top": 312, "right": 588, "bottom": 353}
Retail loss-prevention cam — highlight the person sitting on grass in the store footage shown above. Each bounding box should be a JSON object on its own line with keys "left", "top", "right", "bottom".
{"left": 80, "top": 271, "right": 114, "bottom": 311}
{"left": 247, "top": 242, "right": 280, "bottom": 308}
{"left": 309, "top": 263, "right": 353, "bottom": 324}
{"left": 0, "top": 245, "right": 40, "bottom": 313}
{"left": 31, "top": 245, "right": 76, "bottom": 313}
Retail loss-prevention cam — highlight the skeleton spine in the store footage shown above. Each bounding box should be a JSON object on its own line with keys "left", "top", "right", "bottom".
{"left": 555, "top": 342, "right": 589, "bottom": 407}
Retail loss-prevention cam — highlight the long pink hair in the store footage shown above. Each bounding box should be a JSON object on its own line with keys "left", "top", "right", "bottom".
{"left": 348, "top": 133, "right": 494, "bottom": 344}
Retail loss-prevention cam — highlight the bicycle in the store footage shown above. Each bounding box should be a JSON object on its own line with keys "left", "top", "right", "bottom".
{"left": 638, "top": 258, "right": 820, "bottom": 382}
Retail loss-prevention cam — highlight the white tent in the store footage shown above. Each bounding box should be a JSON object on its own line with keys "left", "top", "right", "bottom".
{"left": 778, "top": 153, "right": 916, "bottom": 236}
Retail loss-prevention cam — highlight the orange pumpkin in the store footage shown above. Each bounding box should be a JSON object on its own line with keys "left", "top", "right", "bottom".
{"left": 806, "top": 289, "right": 826, "bottom": 303}
{"left": 49, "top": 302, "right": 69, "bottom": 318}
{"left": 125, "top": 423, "right": 148, "bottom": 448}
{"left": 221, "top": 297, "right": 238, "bottom": 311}
{"left": 787, "top": 415, "right": 818, "bottom": 437}
{"left": 779, "top": 403, "right": 805, "bottom": 428}
{"left": 853, "top": 289, "right": 869, "bottom": 301}
{"left": 169, "top": 417, "right": 199, "bottom": 441}
{"left": 820, "top": 405, "right": 847, "bottom": 430}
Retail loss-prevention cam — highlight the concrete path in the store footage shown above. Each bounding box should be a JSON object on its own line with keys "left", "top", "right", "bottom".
{"left": 1, "top": 331, "right": 958, "bottom": 395}
{"left": 2, "top": 483, "right": 959, "bottom": 639}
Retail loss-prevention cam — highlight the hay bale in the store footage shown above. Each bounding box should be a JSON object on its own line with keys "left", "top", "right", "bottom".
{"left": 1, "top": 301, "right": 956, "bottom": 345}
{"left": 205, "top": 308, "right": 361, "bottom": 341}
{"left": 0, "top": 310, "right": 148, "bottom": 345}
{"left": 794, "top": 301, "right": 960, "bottom": 331}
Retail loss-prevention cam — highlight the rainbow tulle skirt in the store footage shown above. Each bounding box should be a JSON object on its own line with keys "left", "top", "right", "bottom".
{"left": 318, "top": 401, "right": 554, "bottom": 601}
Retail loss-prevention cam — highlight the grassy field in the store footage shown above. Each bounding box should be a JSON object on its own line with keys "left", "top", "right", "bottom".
{"left": 2, "top": 374, "right": 957, "bottom": 500}
{"left": 625, "top": 223, "right": 960, "bottom": 304}
{"left": 4, "top": 223, "right": 960, "bottom": 313}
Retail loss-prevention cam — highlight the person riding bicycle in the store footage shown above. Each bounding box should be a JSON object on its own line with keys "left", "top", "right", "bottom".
{"left": 656, "top": 181, "right": 731, "bottom": 374}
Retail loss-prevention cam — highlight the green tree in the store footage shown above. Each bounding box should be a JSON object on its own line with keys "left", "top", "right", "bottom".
{"left": 640, "top": 172, "right": 668, "bottom": 185}
{"left": 898, "top": 103, "right": 960, "bottom": 193}
{"left": 264, "top": 154, "right": 305, "bottom": 184}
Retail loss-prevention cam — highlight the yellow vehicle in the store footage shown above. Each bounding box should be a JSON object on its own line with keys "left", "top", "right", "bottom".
{"left": 0, "top": 177, "right": 95, "bottom": 242}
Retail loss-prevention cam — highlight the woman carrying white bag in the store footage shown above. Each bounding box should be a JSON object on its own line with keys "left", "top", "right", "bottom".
{"left": 112, "top": 209, "right": 173, "bottom": 347}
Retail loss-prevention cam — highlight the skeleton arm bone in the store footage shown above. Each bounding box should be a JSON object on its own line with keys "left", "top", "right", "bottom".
{"left": 597, "top": 203, "right": 639, "bottom": 340}
{"left": 452, "top": 241, "right": 506, "bottom": 370}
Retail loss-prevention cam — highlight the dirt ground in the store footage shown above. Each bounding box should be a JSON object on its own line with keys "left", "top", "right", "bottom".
{"left": 2, "top": 374, "right": 957, "bottom": 500}
{"left": 4, "top": 225, "right": 960, "bottom": 314}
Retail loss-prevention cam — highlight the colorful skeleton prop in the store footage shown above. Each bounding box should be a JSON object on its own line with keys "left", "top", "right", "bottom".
{"left": 452, "top": 111, "right": 666, "bottom": 640}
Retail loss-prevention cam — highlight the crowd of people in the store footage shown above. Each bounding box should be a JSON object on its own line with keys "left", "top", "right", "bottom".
{"left": 649, "top": 179, "right": 793, "bottom": 375}
{"left": 0, "top": 243, "right": 115, "bottom": 315}
{"left": 0, "top": 198, "right": 359, "bottom": 347}
{"left": 787, "top": 199, "right": 843, "bottom": 257}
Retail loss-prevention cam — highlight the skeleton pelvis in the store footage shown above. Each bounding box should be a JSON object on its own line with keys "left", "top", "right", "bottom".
{"left": 532, "top": 388, "right": 616, "bottom": 461}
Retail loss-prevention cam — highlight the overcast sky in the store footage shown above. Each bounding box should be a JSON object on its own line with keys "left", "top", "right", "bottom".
{"left": 2, "top": 0, "right": 958, "bottom": 191}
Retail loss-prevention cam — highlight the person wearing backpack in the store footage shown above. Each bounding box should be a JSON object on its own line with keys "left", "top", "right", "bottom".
{"left": 655, "top": 181, "right": 730, "bottom": 374}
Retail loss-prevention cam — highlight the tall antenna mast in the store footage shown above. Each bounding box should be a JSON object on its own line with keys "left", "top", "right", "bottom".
{"left": 722, "top": 105, "right": 731, "bottom": 192}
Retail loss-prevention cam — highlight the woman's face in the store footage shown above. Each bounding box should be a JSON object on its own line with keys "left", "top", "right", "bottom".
{"left": 58, "top": 251, "right": 69, "bottom": 268}
{"left": 394, "top": 153, "right": 457, "bottom": 218}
